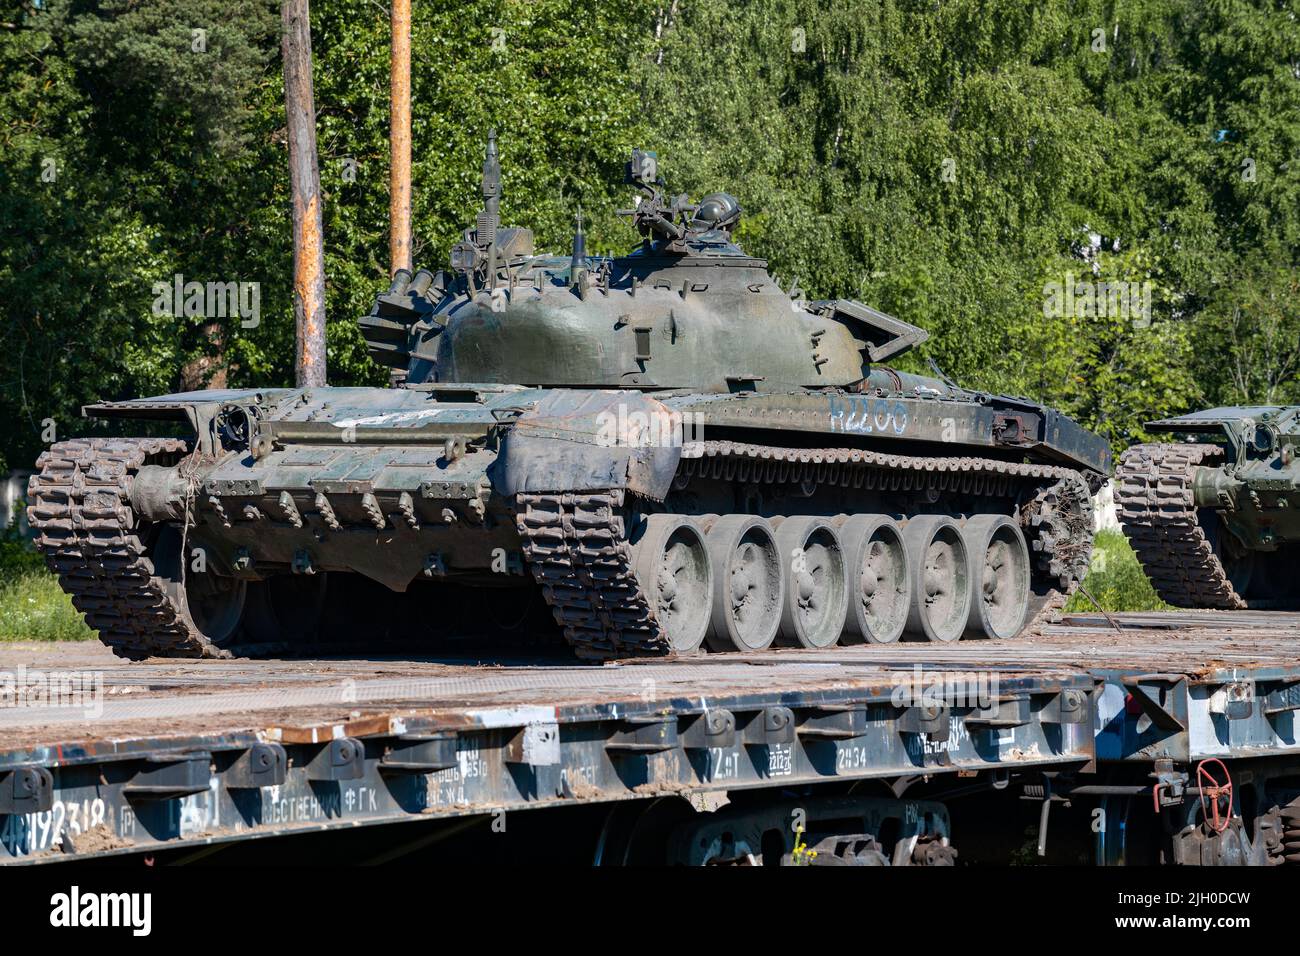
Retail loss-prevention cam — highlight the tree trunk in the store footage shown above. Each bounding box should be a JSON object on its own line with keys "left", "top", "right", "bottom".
{"left": 282, "top": 0, "right": 327, "bottom": 387}
{"left": 389, "top": 0, "right": 412, "bottom": 277}
{"left": 179, "top": 321, "right": 229, "bottom": 392}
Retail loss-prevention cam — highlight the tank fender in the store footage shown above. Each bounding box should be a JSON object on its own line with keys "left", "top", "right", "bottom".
{"left": 490, "top": 390, "right": 683, "bottom": 500}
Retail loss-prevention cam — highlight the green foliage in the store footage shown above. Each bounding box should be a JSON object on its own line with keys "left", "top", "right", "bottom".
{"left": 1067, "top": 529, "right": 1170, "bottom": 613}
{"left": 1193, "top": 253, "right": 1300, "bottom": 405}
{"left": 0, "top": 570, "right": 96, "bottom": 642}
{"left": 642, "top": 0, "right": 1297, "bottom": 440}
{"left": 1, "top": 0, "right": 1297, "bottom": 481}
{"left": 0, "top": 0, "right": 284, "bottom": 472}
{"left": 0, "top": 511, "right": 92, "bottom": 641}
{"left": 0, "top": 511, "right": 43, "bottom": 576}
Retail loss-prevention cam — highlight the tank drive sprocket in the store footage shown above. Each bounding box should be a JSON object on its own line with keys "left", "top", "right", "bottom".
{"left": 1020, "top": 471, "right": 1096, "bottom": 628}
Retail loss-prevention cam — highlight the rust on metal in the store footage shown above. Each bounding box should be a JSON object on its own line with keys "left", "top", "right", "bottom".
{"left": 389, "top": 0, "right": 412, "bottom": 276}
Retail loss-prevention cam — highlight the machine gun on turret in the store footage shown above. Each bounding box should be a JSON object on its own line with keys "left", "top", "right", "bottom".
{"left": 619, "top": 148, "right": 743, "bottom": 250}
{"left": 619, "top": 149, "right": 700, "bottom": 245}
{"left": 448, "top": 130, "right": 501, "bottom": 284}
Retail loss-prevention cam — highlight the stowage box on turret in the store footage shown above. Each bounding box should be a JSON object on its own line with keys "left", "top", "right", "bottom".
{"left": 1118, "top": 406, "right": 1300, "bottom": 608}
{"left": 29, "top": 137, "right": 1111, "bottom": 660}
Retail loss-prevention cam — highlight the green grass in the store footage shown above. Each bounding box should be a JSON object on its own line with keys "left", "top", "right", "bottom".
{"left": 1066, "top": 528, "right": 1170, "bottom": 614}
{"left": 0, "top": 568, "right": 96, "bottom": 642}
{"left": 0, "top": 516, "right": 95, "bottom": 642}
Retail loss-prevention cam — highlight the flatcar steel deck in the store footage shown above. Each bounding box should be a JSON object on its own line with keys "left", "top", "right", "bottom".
{"left": 1, "top": 610, "right": 1298, "bottom": 863}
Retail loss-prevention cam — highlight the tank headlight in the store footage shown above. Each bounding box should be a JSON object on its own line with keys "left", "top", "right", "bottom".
{"left": 217, "top": 404, "right": 253, "bottom": 449}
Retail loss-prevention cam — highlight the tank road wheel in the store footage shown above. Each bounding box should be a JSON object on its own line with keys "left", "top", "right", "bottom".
{"left": 837, "top": 514, "right": 911, "bottom": 645}
{"left": 150, "top": 527, "right": 247, "bottom": 648}
{"left": 631, "top": 515, "right": 713, "bottom": 654}
{"left": 962, "top": 515, "right": 1031, "bottom": 639}
{"left": 774, "top": 517, "right": 849, "bottom": 649}
{"left": 704, "top": 515, "right": 784, "bottom": 653}
{"left": 903, "top": 516, "right": 970, "bottom": 643}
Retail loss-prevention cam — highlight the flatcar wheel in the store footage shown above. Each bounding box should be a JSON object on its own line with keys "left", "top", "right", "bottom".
{"left": 962, "top": 514, "right": 1031, "bottom": 639}
{"left": 594, "top": 797, "right": 697, "bottom": 866}
{"left": 150, "top": 526, "right": 246, "bottom": 647}
{"left": 632, "top": 514, "right": 713, "bottom": 653}
{"left": 902, "top": 516, "right": 969, "bottom": 643}
{"left": 837, "top": 514, "right": 910, "bottom": 644}
{"left": 773, "top": 517, "right": 848, "bottom": 648}
{"left": 704, "top": 515, "right": 784, "bottom": 653}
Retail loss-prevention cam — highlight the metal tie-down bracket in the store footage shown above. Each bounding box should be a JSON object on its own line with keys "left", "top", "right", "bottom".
{"left": 505, "top": 722, "right": 560, "bottom": 767}
{"left": 796, "top": 705, "right": 869, "bottom": 740}
{"left": 1041, "top": 688, "right": 1089, "bottom": 725}
{"left": 226, "top": 743, "right": 288, "bottom": 789}
{"left": 123, "top": 752, "right": 213, "bottom": 801}
{"left": 0, "top": 767, "right": 53, "bottom": 814}
{"left": 1122, "top": 675, "right": 1186, "bottom": 733}
{"left": 1209, "top": 680, "right": 1255, "bottom": 719}
{"left": 380, "top": 734, "right": 459, "bottom": 774}
{"left": 1261, "top": 679, "right": 1300, "bottom": 718}
{"left": 680, "top": 709, "right": 736, "bottom": 749}
{"left": 605, "top": 716, "right": 679, "bottom": 754}
{"left": 898, "top": 703, "right": 950, "bottom": 742}
{"left": 306, "top": 737, "right": 365, "bottom": 782}
{"left": 741, "top": 706, "right": 796, "bottom": 746}
{"left": 966, "top": 696, "right": 1031, "bottom": 729}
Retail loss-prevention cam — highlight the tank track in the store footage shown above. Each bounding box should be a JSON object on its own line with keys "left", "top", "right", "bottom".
{"left": 679, "top": 441, "right": 1086, "bottom": 492}
{"left": 516, "top": 491, "right": 664, "bottom": 659}
{"left": 26, "top": 438, "right": 232, "bottom": 660}
{"left": 1115, "top": 442, "right": 1246, "bottom": 610}
{"left": 517, "top": 442, "right": 1097, "bottom": 659}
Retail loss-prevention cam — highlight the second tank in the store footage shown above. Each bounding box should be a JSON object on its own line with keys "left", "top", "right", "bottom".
{"left": 1118, "top": 406, "right": 1300, "bottom": 608}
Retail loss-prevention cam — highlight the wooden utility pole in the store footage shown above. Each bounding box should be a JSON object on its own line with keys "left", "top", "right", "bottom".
{"left": 282, "top": 0, "right": 327, "bottom": 387}
{"left": 389, "top": 0, "right": 412, "bottom": 276}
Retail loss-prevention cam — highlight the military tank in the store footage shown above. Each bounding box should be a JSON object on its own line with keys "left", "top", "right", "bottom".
{"left": 1117, "top": 406, "right": 1300, "bottom": 608}
{"left": 28, "top": 136, "right": 1110, "bottom": 660}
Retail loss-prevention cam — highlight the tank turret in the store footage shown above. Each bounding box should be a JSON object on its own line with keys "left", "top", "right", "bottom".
{"left": 360, "top": 139, "right": 931, "bottom": 393}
